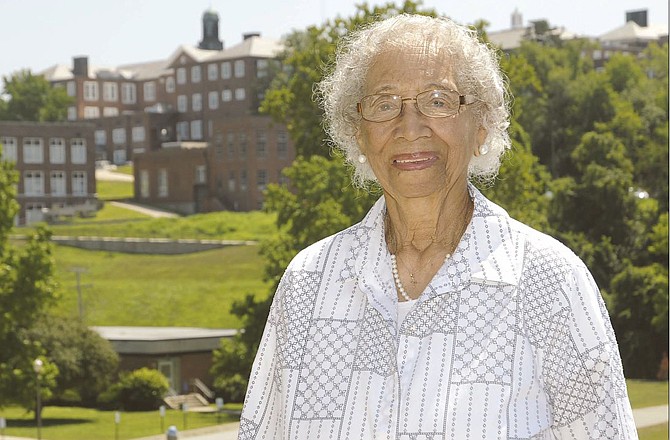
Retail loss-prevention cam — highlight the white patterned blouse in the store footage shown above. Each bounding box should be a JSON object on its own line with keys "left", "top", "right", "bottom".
{"left": 239, "top": 187, "right": 638, "bottom": 439}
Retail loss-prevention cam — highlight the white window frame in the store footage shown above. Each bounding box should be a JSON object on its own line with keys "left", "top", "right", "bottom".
{"left": 221, "top": 61, "right": 231, "bottom": 79}
{"left": 177, "top": 95, "right": 188, "bottom": 113}
{"left": 207, "top": 63, "right": 218, "bottom": 81}
{"left": 165, "top": 76, "right": 175, "bottom": 92}
{"left": 222, "top": 89, "right": 232, "bottom": 102}
{"left": 95, "top": 130, "right": 107, "bottom": 146}
{"left": 191, "top": 65, "right": 201, "bottom": 83}
{"left": 72, "top": 171, "right": 87, "bottom": 196}
{"left": 234, "top": 88, "right": 246, "bottom": 101}
{"left": 191, "top": 120, "right": 203, "bottom": 140}
{"left": 23, "top": 138, "right": 44, "bottom": 164}
{"left": 83, "top": 81, "right": 99, "bottom": 101}
{"left": 195, "top": 165, "right": 206, "bottom": 184}
{"left": 67, "top": 107, "right": 77, "bottom": 121}
{"left": 50, "top": 171, "right": 66, "bottom": 196}
{"left": 208, "top": 91, "right": 219, "bottom": 110}
{"left": 158, "top": 168, "right": 168, "bottom": 197}
{"left": 24, "top": 170, "right": 44, "bottom": 196}
{"left": 192, "top": 93, "right": 202, "bottom": 112}
{"left": 176, "top": 121, "right": 189, "bottom": 141}
{"left": 1, "top": 137, "right": 18, "bottom": 162}
{"left": 103, "top": 107, "right": 119, "bottom": 117}
{"left": 70, "top": 139, "right": 87, "bottom": 164}
{"left": 176, "top": 67, "right": 187, "bottom": 84}
{"left": 256, "top": 59, "right": 269, "bottom": 78}
{"left": 112, "top": 128, "right": 126, "bottom": 145}
{"left": 132, "top": 126, "right": 145, "bottom": 142}
{"left": 66, "top": 81, "right": 76, "bottom": 97}
{"left": 49, "top": 138, "right": 66, "bottom": 164}
{"left": 143, "top": 81, "right": 156, "bottom": 101}
{"left": 84, "top": 106, "right": 100, "bottom": 119}
{"left": 103, "top": 82, "right": 118, "bottom": 102}
{"left": 121, "top": 83, "right": 136, "bottom": 104}
{"left": 234, "top": 60, "right": 245, "bottom": 78}
{"left": 140, "top": 170, "right": 150, "bottom": 198}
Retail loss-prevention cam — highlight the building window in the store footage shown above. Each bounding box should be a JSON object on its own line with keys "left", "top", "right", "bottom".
{"left": 222, "top": 89, "right": 232, "bottom": 102}
{"left": 121, "top": 83, "right": 136, "bottom": 104}
{"left": 103, "top": 107, "right": 119, "bottom": 117}
{"left": 256, "top": 130, "right": 267, "bottom": 158}
{"left": 50, "top": 171, "right": 66, "bottom": 196}
{"left": 277, "top": 131, "right": 288, "bottom": 159}
{"left": 132, "top": 126, "right": 145, "bottom": 142}
{"left": 257, "top": 169, "right": 267, "bottom": 191}
{"left": 23, "top": 138, "right": 44, "bottom": 164}
{"left": 140, "top": 170, "right": 149, "bottom": 198}
{"left": 67, "top": 107, "right": 77, "bottom": 121}
{"left": 177, "top": 95, "right": 188, "bottom": 112}
{"left": 192, "top": 93, "right": 202, "bottom": 112}
{"left": 112, "top": 128, "right": 126, "bottom": 145}
{"left": 256, "top": 59, "right": 269, "bottom": 78}
{"left": 71, "top": 139, "right": 87, "bottom": 164}
{"left": 165, "top": 76, "right": 175, "bottom": 92}
{"left": 228, "top": 170, "right": 236, "bottom": 191}
{"left": 195, "top": 165, "right": 206, "bottom": 184}
{"left": 176, "top": 121, "right": 189, "bottom": 140}
{"left": 208, "top": 91, "right": 219, "bottom": 110}
{"left": 144, "top": 81, "right": 156, "bottom": 101}
{"left": 66, "top": 81, "right": 76, "bottom": 97}
{"left": 235, "top": 88, "right": 246, "bottom": 101}
{"left": 207, "top": 63, "right": 218, "bottom": 80}
{"left": 83, "top": 81, "right": 99, "bottom": 101}
{"left": 221, "top": 61, "right": 231, "bottom": 79}
{"left": 176, "top": 67, "right": 186, "bottom": 84}
{"left": 158, "top": 169, "right": 168, "bottom": 197}
{"left": 113, "top": 149, "right": 126, "bottom": 164}
{"left": 94, "top": 130, "right": 107, "bottom": 146}
{"left": 83, "top": 106, "right": 100, "bottom": 119}
{"left": 1, "top": 137, "right": 18, "bottom": 162}
{"left": 240, "top": 170, "right": 247, "bottom": 191}
{"left": 226, "top": 133, "right": 236, "bottom": 157}
{"left": 24, "top": 171, "right": 44, "bottom": 195}
{"left": 234, "top": 60, "right": 245, "bottom": 78}
{"left": 49, "top": 138, "right": 66, "bottom": 164}
{"left": 191, "top": 65, "right": 201, "bottom": 83}
{"left": 238, "top": 133, "right": 247, "bottom": 158}
{"left": 191, "top": 120, "right": 203, "bottom": 140}
{"left": 72, "top": 171, "right": 87, "bottom": 196}
{"left": 103, "top": 82, "right": 118, "bottom": 101}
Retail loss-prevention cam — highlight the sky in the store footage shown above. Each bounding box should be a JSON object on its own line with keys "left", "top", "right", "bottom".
{"left": 0, "top": 0, "right": 667, "bottom": 82}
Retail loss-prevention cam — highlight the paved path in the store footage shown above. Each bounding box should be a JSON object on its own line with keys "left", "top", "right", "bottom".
{"left": 96, "top": 168, "right": 134, "bottom": 182}
{"left": 109, "top": 200, "right": 179, "bottom": 218}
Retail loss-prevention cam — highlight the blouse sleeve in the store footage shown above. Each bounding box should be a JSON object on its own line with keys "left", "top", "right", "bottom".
{"left": 539, "top": 262, "right": 638, "bottom": 439}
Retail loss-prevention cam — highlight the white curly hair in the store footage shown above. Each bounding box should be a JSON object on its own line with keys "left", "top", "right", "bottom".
{"left": 316, "top": 13, "right": 511, "bottom": 187}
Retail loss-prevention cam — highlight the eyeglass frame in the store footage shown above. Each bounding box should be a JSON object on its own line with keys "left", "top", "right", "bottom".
{"left": 356, "top": 89, "right": 482, "bottom": 123}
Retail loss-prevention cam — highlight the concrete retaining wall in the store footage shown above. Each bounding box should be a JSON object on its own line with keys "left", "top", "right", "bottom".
{"left": 51, "top": 236, "right": 256, "bottom": 254}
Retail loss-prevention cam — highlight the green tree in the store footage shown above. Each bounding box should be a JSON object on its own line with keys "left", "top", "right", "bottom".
{"left": 0, "top": 148, "right": 60, "bottom": 410}
{"left": 26, "top": 315, "right": 119, "bottom": 406}
{"left": 0, "top": 70, "right": 72, "bottom": 122}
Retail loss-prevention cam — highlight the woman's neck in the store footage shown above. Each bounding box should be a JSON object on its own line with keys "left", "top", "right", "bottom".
{"left": 384, "top": 181, "right": 472, "bottom": 254}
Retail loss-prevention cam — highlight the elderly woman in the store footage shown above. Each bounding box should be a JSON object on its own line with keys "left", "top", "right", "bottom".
{"left": 239, "top": 14, "right": 637, "bottom": 440}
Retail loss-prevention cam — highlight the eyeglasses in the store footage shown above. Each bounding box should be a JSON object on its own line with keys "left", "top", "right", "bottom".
{"left": 357, "top": 89, "right": 481, "bottom": 123}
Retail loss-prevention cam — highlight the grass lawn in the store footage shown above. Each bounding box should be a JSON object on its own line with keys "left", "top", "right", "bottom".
{"left": 96, "top": 179, "right": 134, "bottom": 200}
{"left": 638, "top": 422, "right": 669, "bottom": 440}
{"left": 51, "top": 244, "right": 270, "bottom": 328}
{"left": 0, "top": 404, "right": 241, "bottom": 440}
{"left": 627, "top": 379, "right": 669, "bottom": 409}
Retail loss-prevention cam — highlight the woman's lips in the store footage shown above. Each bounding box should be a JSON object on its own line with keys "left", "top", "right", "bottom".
{"left": 391, "top": 152, "right": 438, "bottom": 171}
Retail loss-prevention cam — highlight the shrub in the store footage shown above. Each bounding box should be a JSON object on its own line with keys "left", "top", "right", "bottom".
{"left": 102, "top": 368, "right": 169, "bottom": 411}
{"left": 213, "top": 373, "right": 248, "bottom": 403}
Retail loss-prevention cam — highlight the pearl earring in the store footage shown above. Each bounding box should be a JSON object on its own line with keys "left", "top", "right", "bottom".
{"left": 357, "top": 154, "right": 367, "bottom": 164}
{"left": 479, "top": 144, "right": 490, "bottom": 155}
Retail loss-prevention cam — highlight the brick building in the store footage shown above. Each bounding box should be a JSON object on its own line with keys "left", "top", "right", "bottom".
{"left": 0, "top": 121, "right": 97, "bottom": 225}
{"left": 40, "top": 8, "right": 295, "bottom": 212}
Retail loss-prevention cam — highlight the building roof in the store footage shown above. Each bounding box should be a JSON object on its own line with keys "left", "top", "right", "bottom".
{"left": 488, "top": 27, "right": 528, "bottom": 51}
{"left": 92, "top": 326, "right": 238, "bottom": 355}
{"left": 599, "top": 21, "right": 668, "bottom": 43}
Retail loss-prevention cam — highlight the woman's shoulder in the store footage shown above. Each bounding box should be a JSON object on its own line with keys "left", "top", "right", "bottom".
{"left": 285, "top": 222, "right": 363, "bottom": 272}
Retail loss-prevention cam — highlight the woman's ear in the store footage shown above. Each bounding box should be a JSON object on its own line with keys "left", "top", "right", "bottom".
{"left": 473, "top": 126, "right": 488, "bottom": 157}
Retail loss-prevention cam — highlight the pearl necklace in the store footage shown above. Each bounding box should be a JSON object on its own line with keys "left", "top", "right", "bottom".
{"left": 390, "top": 252, "right": 450, "bottom": 301}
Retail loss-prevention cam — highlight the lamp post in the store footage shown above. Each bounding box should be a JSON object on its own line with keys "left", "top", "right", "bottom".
{"left": 33, "top": 359, "right": 43, "bottom": 440}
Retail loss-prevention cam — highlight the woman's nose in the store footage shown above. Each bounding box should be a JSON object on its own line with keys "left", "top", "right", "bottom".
{"left": 394, "top": 100, "right": 432, "bottom": 141}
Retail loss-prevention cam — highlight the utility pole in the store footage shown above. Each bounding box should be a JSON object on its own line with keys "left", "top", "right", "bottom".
{"left": 70, "top": 267, "right": 90, "bottom": 321}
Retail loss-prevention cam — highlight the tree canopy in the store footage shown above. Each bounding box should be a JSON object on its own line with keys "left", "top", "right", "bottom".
{"left": 0, "top": 70, "right": 72, "bottom": 122}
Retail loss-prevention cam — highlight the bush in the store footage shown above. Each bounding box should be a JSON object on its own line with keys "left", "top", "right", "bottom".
{"left": 101, "top": 368, "right": 169, "bottom": 411}
{"left": 214, "top": 373, "right": 248, "bottom": 403}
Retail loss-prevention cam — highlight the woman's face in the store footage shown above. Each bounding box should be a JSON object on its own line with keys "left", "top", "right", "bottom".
{"left": 356, "top": 48, "right": 485, "bottom": 201}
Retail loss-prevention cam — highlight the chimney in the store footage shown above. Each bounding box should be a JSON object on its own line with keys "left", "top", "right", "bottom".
{"left": 625, "top": 9, "right": 648, "bottom": 27}
{"left": 73, "top": 56, "right": 89, "bottom": 77}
